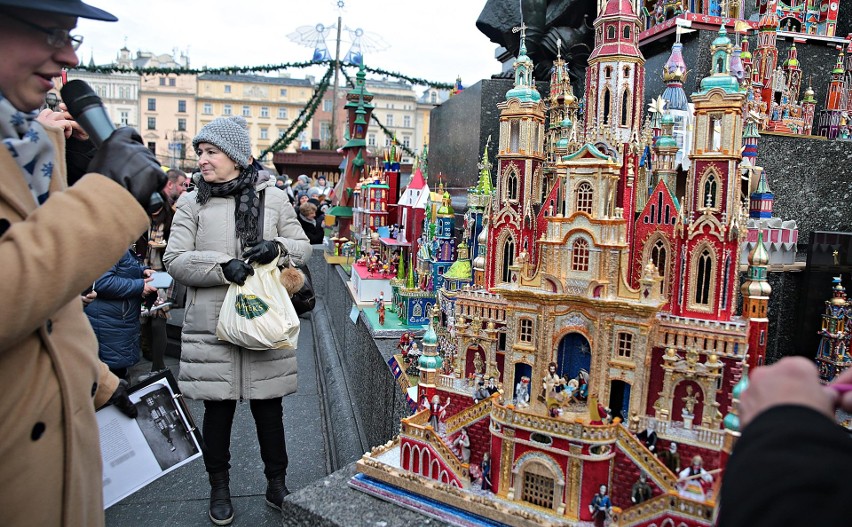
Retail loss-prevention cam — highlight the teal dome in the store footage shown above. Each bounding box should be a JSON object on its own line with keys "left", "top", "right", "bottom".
{"left": 732, "top": 375, "right": 750, "bottom": 399}
{"left": 661, "top": 113, "right": 675, "bottom": 125}
{"left": 723, "top": 412, "right": 740, "bottom": 432}
{"left": 656, "top": 135, "right": 677, "bottom": 148}
{"left": 506, "top": 85, "right": 542, "bottom": 103}
{"left": 557, "top": 137, "right": 570, "bottom": 149}
{"left": 700, "top": 73, "right": 741, "bottom": 94}
{"left": 418, "top": 353, "right": 443, "bottom": 369}
{"left": 422, "top": 323, "right": 437, "bottom": 345}
{"left": 561, "top": 117, "right": 573, "bottom": 128}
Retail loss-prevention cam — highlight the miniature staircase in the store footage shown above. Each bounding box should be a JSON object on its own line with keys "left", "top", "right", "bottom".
{"left": 443, "top": 393, "right": 495, "bottom": 436}
{"left": 615, "top": 425, "right": 679, "bottom": 491}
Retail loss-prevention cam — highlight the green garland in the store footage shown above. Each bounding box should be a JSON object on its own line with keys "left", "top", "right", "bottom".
{"left": 73, "top": 59, "right": 454, "bottom": 90}
{"left": 259, "top": 65, "right": 334, "bottom": 158}
{"left": 370, "top": 114, "right": 417, "bottom": 158}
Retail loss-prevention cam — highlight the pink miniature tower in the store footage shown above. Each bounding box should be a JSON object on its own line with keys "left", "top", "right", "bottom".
{"left": 816, "top": 276, "right": 851, "bottom": 382}
{"left": 753, "top": 0, "right": 780, "bottom": 109}
{"left": 802, "top": 82, "right": 817, "bottom": 135}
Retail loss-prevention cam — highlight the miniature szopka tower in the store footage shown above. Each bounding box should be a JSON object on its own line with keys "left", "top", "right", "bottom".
{"left": 485, "top": 20, "right": 546, "bottom": 289}
{"left": 741, "top": 233, "right": 772, "bottom": 370}
{"left": 333, "top": 64, "right": 374, "bottom": 238}
{"left": 819, "top": 50, "right": 846, "bottom": 139}
{"left": 753, "top": 1, "right": 780, "bottom": 108}
{"left": 668, "top": 25, "right": 745, "bottom": 321}
{"left": 417, "top": 320, "right": 442, "bottom": 402}
{"left": 816, "top": 276, "right": 851, "bottom": 382}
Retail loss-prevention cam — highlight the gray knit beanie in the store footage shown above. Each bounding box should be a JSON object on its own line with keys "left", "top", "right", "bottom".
{"left": 193, "top": 116, "right": 252, "bottom": 168}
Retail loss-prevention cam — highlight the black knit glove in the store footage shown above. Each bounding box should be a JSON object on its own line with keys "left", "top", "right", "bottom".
{"left": 87, "top": 127, "right": 167, "bottom": 210}
{"left": 242, "top": 240, "right": 281, "bottom": 265}
{"left": 221, "top": 259, "right": 254, "bottom": 285}
{"left": 108, "top": 379, "right": 138, "bottom": 418}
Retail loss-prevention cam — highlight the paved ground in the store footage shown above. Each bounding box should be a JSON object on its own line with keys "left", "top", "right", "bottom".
{"left": 105, "top": 315, "right": 330, "bottom": 527}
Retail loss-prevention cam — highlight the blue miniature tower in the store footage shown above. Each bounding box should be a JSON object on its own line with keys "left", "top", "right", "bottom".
{"left": 748, "top": 170, "right": 773, "bottom": 219}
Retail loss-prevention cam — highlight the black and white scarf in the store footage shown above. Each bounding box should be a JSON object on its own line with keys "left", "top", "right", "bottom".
{"left": 196, "top": 165, "right": 260, "bottom": 245}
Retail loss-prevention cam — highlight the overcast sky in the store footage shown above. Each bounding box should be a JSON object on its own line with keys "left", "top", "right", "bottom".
{"left": 76, "top": 0, "right": 505, "bottom": 88}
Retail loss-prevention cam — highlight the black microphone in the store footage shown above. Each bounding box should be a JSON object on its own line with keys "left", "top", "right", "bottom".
{"left": 60, "top": 80, "right": 116, "bottom": 148}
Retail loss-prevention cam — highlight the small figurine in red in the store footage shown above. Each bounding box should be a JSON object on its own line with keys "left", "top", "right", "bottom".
{"left": 377, "top": 301, "right": 386, "bottom": 326}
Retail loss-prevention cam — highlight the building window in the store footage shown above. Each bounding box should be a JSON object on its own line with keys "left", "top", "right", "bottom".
{"left": 280, "top": 88, "right": 287, "bottom": 97}
{"left": 224, "top": 85, "right": 231, "bottom": 93}
{"left": 260, "top": 128, "right": 268, "bottom": 139}
{"left": 602, "top": 88, "right": 611, "bottom": 125}
{"left": 617, "top": 332, "right": 633, "bottom": 358}
{"left": 650, "top": 238, "right": 668, "bottom": 295}
{"left": 695, "top": 249, "right": 713, "bottom": 305}
{"left": 323, "top": 99, "right": 333, "bottom": 112}
{"left": 404, "top": 115, "right": 411, "bottom": 128}
{"left": 368, "top": 133, "right": 376, "bottom": 146}
{"left": 167, "top": 78, "right": 175, "bottom": 86}
{"left": 147, "top": 117, "right": 156, "bottom": 130}
{"left": 223, "top": 104, "right": 232, "bottom": 116}
{"left": 119, "top": 111, "right": 129, "bottom": 126}
{"left": 607, "top": 25, "right": 616, "bottom": 40}
{"left": 320, "top": 122, "right": 331, "bottom": 141}
{"left": 178, "top": 100, "right": 186, "bottom": 113}
{"left": 708, "top": 114, "right": 722, "bottom": 150}
{"left": 604, "top": 66, "right": 612, "bottom": 79}
{"left": 403, "top": 136, "right": 411, "bottom": 148}
{"left": 519, "top": 319, "right": 533, "bottom": 343}
{"left": 177, "top": 118, "right": 186, "bottom": 131}
{"left": 430, "top": 92, "right": 437, "bottom": 104}
{"left": 501, "top": 238, "right": 515, "bottom": 283}
{"left": 702, "top": 171, "right": 718, "bottom": 208}
{"left": 278, "top": 107, "right": 287, "bottom": 119}
{"left": 242, "top": 106, "right": 251, "bottom": 117}
{"left": 506, "top": 170, "right": 518, "bottom": 200}
{"left": 510, "top": 120, "right": 520, "bottom": 151}
{"left": 203, "top": 103, "right": 212, "bottom": 114}
{"left": 623, "top": 25, "right": 631, "bottom": 40}
{"left": 147, "top": 142, "right": 156, "bottom": 154}
{"left": 621, "top": 89, "right": 630, "bottom": 126}
{"left": 159, "top": 78, "right": 165, "bottom": 86}
{"left": 147, "top": 98, "right": 156, "bottom": 111}
{"left": 576, "top": 182, "right": 593, "bottom": 213}
{"left": 386, "top": 114, "right": 394, "bottom": 127}
{"left": 572, "top": 238, "right": 589, "bottom": 272}
{"left": 260, "top": 106, "right": 269, "bottom": 118}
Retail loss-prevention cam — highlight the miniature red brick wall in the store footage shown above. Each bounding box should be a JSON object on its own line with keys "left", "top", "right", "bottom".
{"left": 631, "top": 515, "right": 706, "bottom": 527}
{"left": 645, "top": 347, "right": 667, "bottom": 415}
{"left": 611, "top": 447, "right": 663, "bottom": 510}
{"left": 450, "top": 416, "right": 491, "bottom": 469}
{"left": 671, "top": 379, "right": 705, "bottom": 424}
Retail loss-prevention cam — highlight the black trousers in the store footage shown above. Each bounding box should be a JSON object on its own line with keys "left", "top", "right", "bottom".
{"left": 202, "top": 398, "right": 288, "bottom": 479}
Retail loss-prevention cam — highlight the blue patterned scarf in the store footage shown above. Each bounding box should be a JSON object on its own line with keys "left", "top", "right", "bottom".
{"left": 0, "top": 91, "right": 56, "bottom": 205}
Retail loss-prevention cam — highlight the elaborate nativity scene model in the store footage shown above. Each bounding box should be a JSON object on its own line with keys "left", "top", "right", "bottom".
{"left": 318, "top": 0, "right": 852, "bottom": 524}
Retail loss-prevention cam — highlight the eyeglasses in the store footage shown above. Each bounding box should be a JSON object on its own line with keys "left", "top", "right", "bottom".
{"left": 5, "top": 12, "right": 83, "bottom": 51}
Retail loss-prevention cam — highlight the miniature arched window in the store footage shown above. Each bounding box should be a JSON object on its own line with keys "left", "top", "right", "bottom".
{"left": 602, "top": 88, "right": 611, "bottom": 125}
{"left": 507, "top": 170, "right": 519, "bottom": 201}
{"left": 623, "top": 65, "right": 631, "bottom": 78}
{"left": 695, "top": 248, "right": 713, "bottom": 305}
{"left": 621, "top": 89, "right": 631, "bottom": 126}
{"left": 604, "top": 66, "right": 612, "bottom": 79}
{"left": 650, "top": 238, "right": 668, "bottom": 295}
{"left": 572, "top": 238, "right": 590, "bottom": 272}
{"left": 576, "top": 182, "right": 593, "bottom": 214}
{"left": 502, "top": 238, "right": 515, "bottom": 283}
{"left": 707, "top": 114, "right": 722, "bottom": 150}
{"left": 510, "top": 120, "right": 520, "bottom": 151}
{"left": 623, "top": 25, "right": 631, "bottom": 40}
{"left": 607, "top": 25, "right": 616, "bottom": 40}
{"left": 702, "top": 171, "right": 718, "bottom": 209}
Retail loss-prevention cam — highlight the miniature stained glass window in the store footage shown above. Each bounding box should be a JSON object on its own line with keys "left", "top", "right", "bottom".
{"left": 602, "top": 89, "right": 611, "bottom": 125}
{"left": 621, "top": 89, "right": 630, "bottom": 126}
{"left": 507, "top": 170, "right": 518, "bottom": 201}
{"left": 651, "top": 239, "right": 668, "bottom": 295}
{"left": 576, "top": 182, "right": 593, "bottom": 214}
{"left": 572, "top": 238, "right": 590, "bottom": 272}
{"left": 703, "top": 172, "right": 718, "bottom": 208}
{"left": 501, "top": 239, "right": 515, "bottom": 283}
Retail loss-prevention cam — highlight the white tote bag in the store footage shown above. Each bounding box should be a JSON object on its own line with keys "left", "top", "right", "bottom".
{"left": 216, "top": 261, "right": 300, "bottom": 350}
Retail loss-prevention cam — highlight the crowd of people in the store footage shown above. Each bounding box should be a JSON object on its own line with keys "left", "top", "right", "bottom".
{"left": 3, "top": 1, "right": 852, "bottom": 527}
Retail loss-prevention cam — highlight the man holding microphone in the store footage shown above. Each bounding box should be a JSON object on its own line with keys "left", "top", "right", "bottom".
{"left": 0, "top": 1, "right": 165, "bottom": 525}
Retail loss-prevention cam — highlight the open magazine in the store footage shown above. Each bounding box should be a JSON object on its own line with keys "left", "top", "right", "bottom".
{"left": 97, "top": 370, "right": 203, "bottom": 508}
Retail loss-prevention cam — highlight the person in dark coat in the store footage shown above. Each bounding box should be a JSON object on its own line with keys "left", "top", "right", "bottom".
{"left": 297, "top": 201, "right": 325, "bottom": 244}
{"left": 85, "top": 248, "right": 156, "bottom": 379}
{"left": 717, "top": 357, "right": 852, "bottom": 527}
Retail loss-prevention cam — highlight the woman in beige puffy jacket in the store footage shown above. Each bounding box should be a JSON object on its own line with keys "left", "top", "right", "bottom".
{"left": 164, "top": 116, "right": 310, "bottom": 525}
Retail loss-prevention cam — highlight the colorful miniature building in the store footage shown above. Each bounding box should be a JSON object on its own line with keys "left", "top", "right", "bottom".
{"left": 356, "top": 2, "right": 784, "bottom": 525}
{"left": 816, "top": 276, "right": 851, "bottom": 382}
{"left": 757, "top": 0, "right": 840, "bottom": 37}
{"left": 740, "top": 168, "right": 799, "bottom": 265}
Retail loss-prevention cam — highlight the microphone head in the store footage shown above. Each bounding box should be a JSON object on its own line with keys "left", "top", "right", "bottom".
{"left": 61, "top": 80, "right": 103, "bottom": 117}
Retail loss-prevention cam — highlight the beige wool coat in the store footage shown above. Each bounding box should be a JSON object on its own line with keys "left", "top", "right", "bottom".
{"left": 163, "top": 179, "right": 311, "bottom": 401}
{"left": 0, "top": 124, "right": 149, "bottom": 526}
